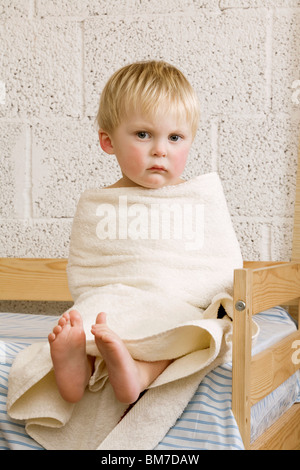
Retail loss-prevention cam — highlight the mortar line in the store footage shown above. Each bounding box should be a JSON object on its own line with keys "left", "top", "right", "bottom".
{"left": 28, "top": 0, "right": 35, "bottom": 19}
{"left": 24, "top": 125, "right": 33, "bottom": 221}
{"left": 80, "top": 21, "right": 85, "bottom": 118}
{"left": 260, "top": 223, "right": 272, "bottom": 261}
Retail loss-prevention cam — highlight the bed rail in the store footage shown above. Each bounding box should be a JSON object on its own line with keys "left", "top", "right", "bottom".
{"left": 0, "top": 258, "right": 71, "bottom": 301}
{"left": 232, "top": 261, "right": 300, "bottom": 449}
{"left": 0, "top": 258, "right": 290, "bottom": 302}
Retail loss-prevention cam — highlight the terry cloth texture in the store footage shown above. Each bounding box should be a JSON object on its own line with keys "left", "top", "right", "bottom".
{"left": 7, "top": 173, "right": 258, "bottom": 450}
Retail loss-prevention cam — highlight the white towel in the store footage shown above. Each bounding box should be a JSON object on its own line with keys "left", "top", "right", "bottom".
{"left": 7, "top": 173, "right": 257, "bottom": 450}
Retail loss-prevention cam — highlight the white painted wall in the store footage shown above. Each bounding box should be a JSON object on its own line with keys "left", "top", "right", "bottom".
{"left": 0, "top": 0, "right": 299, "bottom": 263}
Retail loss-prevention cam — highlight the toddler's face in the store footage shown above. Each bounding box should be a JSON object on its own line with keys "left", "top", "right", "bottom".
{"left": 101, "top": 109, "right": 194, "bottom": 188}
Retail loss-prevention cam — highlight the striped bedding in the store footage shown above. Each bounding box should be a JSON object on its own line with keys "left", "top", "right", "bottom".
{"left": 1, "top": 307, "right": 299, "bottom": 450}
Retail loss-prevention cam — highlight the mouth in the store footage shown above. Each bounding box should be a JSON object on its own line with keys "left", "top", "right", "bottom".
{"left": 148, "top": 165, "right": 167, "bottom": 172}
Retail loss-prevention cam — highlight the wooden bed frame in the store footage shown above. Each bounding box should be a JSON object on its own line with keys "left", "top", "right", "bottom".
{"left": 0, "top": 143, "right": 300, "bottom": 450}
{"left": 0, "top": 257, "right": 299, "bottom": 450}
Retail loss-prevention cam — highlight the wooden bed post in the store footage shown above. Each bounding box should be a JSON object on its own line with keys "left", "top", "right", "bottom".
{"left": 292, "top": 139, "right": 300, "bottom": 262}
{"left": 232, "top": 268, "right": 253, "bottom": 449}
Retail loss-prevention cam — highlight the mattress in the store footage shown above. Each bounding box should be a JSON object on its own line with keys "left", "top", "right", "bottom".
{"left": 0, "top": 307, "right": 299, "bottom": 450}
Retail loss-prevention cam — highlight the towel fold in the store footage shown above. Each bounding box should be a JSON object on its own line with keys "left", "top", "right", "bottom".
{"left": 7, "top": 173, "right": 257, "bottom": 450}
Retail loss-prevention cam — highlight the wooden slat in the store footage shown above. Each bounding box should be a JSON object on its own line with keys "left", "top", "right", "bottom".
{"left": 250, "top": 404, "right": 300, "bottom": 450}
{"left": 232, "top": 268, "right": 252, "bottom": 450}
{"left": 250, "top": 329, "right": 300, "bottom": 406}
{"left": 243, "top": 261, "right": 286, "bottom": 269}
{"left": 0, "top": 258, "right": 71, "bottom": 301}
{"left": 251, "top": 262, "right": 300, "bottom": 314}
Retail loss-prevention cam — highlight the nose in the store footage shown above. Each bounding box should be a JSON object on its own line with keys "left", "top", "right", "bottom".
{"left": 151, "top": 140, "right": 167, "bottom": 157}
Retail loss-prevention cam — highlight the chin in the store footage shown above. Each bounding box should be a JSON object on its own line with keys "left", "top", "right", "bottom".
{"left": 146, "top": 173, "right": 176, "bottom": 188}
{"left": 129, "top": 173, "right": 179, "bottom": 189}
{"left": 142, "top": 179, "right": 168, "bottom": 189}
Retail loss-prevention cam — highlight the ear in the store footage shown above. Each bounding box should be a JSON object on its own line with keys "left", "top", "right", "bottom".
{"left": 98, "top": 129, "right": 115, "bottom": 155}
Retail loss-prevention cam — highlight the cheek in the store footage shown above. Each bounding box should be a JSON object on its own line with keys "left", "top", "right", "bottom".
{"left": 172, "top": 148, "right": 189, "bottom": 172}
{"left": 126, "top": 146, "right": 145, "bottom": 169}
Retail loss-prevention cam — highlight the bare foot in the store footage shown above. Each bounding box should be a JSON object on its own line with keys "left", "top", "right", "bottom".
{"left": 91, "top": 312, "right": 172, "bottom": 404}
{"left": 48, "top": 310, "right": 93, "bottom": 403}
{"left": 91, "top": 312, "right": 143, "bottom": 404}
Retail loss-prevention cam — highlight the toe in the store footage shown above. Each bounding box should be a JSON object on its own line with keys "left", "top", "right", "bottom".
{"left": 62, "top": 311, "right": 70, "bottom": 322}
{"left": 48, "top": 332, "right": 56, "bottom": 342}
{"left": 69, "top": 309, "right": 83, "bottom": 328}
{"left": 58, "top": 316, "right": 67, "bottom": 327}
{"left": 95, "top": 312, "right": 107, "bottom": 324}
{"left": 53, "top": 324, "right": 62, "bottom": 336}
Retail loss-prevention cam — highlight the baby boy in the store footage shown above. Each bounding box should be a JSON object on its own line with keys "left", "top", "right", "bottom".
{"left": 48, "top": 60, "right": 200, "bottom": 405}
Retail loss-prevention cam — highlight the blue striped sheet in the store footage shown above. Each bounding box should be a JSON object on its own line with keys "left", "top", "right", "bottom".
{"left": 0, "top": 308, "right": 299, "bottom": 450}
{"left": 0, "top": 314, "right": 57, "bottom": 450}
{"left": 0, "top": 362, "right": 43, "bottom": 450}
{"left": 156, "top": 363, "right": 244, "bottom": 450}
{"left": 156, "top": 307, "right": 300, "bottom": 450}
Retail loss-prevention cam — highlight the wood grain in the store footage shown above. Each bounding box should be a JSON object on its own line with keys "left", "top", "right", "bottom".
{"left": 251, "top": 262, "right": 300, "bottom": 314}
{"left": 232, "top": 262, "right": 300, "bottom": 450}
{"left": 251, "top": 329, "right": 300, "bottom": 406}
{"left": 232, "top": 268, "right": 252, "bottom": 449}
{"left": 250, "top": 404, "right": 300, "bottom": 450}
{"left": 0, "top": 258, "right": 71, "bottom": 301}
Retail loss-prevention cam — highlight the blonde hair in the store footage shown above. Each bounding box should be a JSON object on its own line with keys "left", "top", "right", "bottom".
{"left": 96, "top": 60, "right": 200, "bottom": 138}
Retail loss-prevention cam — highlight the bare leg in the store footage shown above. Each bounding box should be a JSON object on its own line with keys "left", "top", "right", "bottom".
{"left": 48, "top": 310, "right": 93, "bottom": 403}
{"left": 91, "top": 312, "right": 172, "bottom": 404}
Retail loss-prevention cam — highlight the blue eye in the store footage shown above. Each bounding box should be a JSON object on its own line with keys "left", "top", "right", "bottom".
{"left": 137, "top": 131, "right": 149, "bottom": 139}
{"left": 169, "top": 135, "right": 181, "bottom": 142}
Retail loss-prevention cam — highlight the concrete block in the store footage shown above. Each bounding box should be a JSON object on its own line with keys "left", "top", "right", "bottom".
{"left": 1, "top": 1, "right": 298, "bottom": 266}
{"left": 37, "top": 0, "right": 89, "bottom": 16}
{"left": 0, "top": 219, "right": 72, "bottom": 257}
{"left": 0, "top": 18, "right": 81, "bottom": 118}
{"left": 92, "top": 0, "right": 220, "bottom": 14}
{"left": 32, "top": 120, "right": 121, "bottom": 218}
{"left": 183, "top": 120, "right": 215, "bottom": 180}
{"left": 220, "top": 1, "right": 300, "bottom": 7}
{"left": 0, "top": 123, "right": 27, "bottom": 218}
{"left": 84, "top": 9, "right": 267, "bottom": 119}
{"left": 271, "top": 218, "right": 294, "bottom": 261}
{"left": 0, "top": 299, "right": 72, "bottom": 316}
{"left": 37, "top": 0, "right": 220, "bottom": 17}
{"left": 272, "top": 10, "right": 300, "bottom": 113}
{"left": 219, "top": 116, "right": 298, "bottom": 218}
{"left": 0, "top": 0, "right": 29, "bottom": 18}
{"left": 232, "top": 219, "right": 266, "bottom": 260}
{"left": 231, "top": 219, "right": 291, "bottom": 262}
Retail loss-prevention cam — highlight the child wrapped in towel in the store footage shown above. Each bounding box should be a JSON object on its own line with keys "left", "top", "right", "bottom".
{"left": 7, "top": 61, "right": 254, "bottom": 450}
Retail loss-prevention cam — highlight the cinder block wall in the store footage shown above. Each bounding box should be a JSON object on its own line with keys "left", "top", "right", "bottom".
{"left": 1, "top": 0, "right": 299, "bottom": 266}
